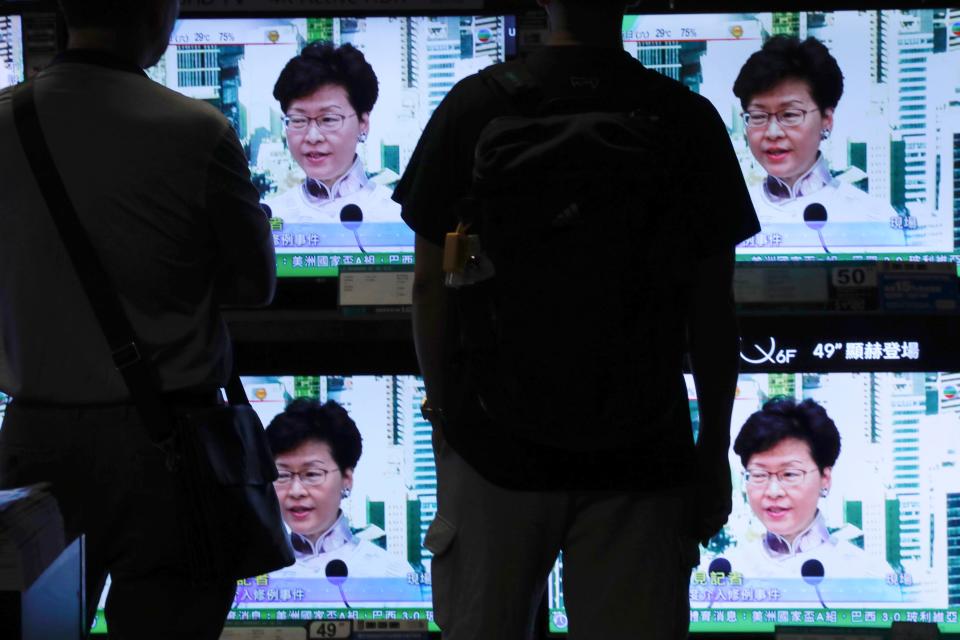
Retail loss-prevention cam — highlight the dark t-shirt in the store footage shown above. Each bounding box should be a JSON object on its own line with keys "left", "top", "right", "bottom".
{"left": 394, "top": 46, "right": 759, "bottom": 491}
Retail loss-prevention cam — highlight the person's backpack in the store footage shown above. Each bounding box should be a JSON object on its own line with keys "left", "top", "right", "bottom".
{"left": 448, "top": 61, "right": 694, "bottom": 453}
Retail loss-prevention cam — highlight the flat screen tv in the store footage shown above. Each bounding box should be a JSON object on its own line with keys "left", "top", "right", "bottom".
{"left": 90, "top": 374, "right": 437, "bottom": 633}
{"left": 621, "top": 9, "right": 960, "bottom": 267}
{"left": 147, "top": 16, "right": 515, "bottom": 278}
{"left": 0, "top": 14, "right": 24, "bottom": 89}
{"left": 548, "top": 369, "right": 960, "bottom": 635}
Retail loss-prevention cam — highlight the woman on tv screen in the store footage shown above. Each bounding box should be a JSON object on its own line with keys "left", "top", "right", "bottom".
{"left": 266, "top": 42, "right": 400, "bottom": 234}
{"left": 733, "top": 36, "right": 904, "bottom": 251}
{"left": 719, "top": 397, "right": 902, "bottom": 599}
{"left": 265, "top": 398, "right": 414, "bottom": 580}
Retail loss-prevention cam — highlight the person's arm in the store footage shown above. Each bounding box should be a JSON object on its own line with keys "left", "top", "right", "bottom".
{"left": 207, "top": 125, "right": 276, "bottom": 307}
{"left": 396, "top": 80, "right": 481, "bottom": 417}
{"left": 411, "top": 234, "right": 447, "bottom": 406}
{"left": 686, "top": 245, "right": 739, "bottom": 545}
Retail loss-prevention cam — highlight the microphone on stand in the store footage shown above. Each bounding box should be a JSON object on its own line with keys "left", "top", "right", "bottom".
{"left": 803, "top": 203, "right": 830, "bottom": 254}
{"left": 340, "top": 204, "right": 367, "bottom": 254}
{"left": 325, "top": 559, "right": 351, "bottom": 608}
{"left": 801, "top": 559, "right": 827, "bottom": 609}
{"left": 706, "top": 557, "right": 732, "bottom": 609}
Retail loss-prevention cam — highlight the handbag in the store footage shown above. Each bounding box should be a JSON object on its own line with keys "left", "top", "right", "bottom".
{"left": 11, "top": 80, "right": 294, "bottom": 583}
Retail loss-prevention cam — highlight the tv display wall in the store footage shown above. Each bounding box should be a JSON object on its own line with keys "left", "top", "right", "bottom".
{"left": 621, "top": 9, "right": 960, "bottom": 266}
{"left": 148, "top": 16, "right": 514, "bottom": 278}
{"left": 81, "top": 367, "right": 959, "bottom": 635}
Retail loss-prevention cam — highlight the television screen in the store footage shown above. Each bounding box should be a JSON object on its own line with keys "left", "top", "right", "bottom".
{"left": 0, "top": 14, "right": 24, "bottom": 89}
{"left": 0, "top": 390, "right": 8, "bottom": 423}
{"left": 90, "top": 374, "right": 437, "bottom": 634}
{"left": 147, "top": 16, "right": 514, "bottom": 278}
{"left": 548, "top": 370, "right": 960, "bottom": 634}
{"left": 621, "top": 9, "right": 960, "bottom": 266}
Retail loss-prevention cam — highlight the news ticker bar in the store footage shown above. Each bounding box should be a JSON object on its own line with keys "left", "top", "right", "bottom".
{"left": 549, "top": 608, "right": 959, "bottom": 635}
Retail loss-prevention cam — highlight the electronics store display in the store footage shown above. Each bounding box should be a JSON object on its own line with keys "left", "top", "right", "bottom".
{"left": 3, "top": 3, "right": 959, "bottom": 639}
{"left": 80, "top": 325, "right": 960, "bottom": 635}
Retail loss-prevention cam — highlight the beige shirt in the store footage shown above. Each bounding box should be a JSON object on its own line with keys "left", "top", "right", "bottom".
{"left": 0, "top": 51, "right": 275, "bottom": 403}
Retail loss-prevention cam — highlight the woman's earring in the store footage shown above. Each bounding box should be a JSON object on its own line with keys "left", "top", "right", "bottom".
{"left": 341, "top": 487, "right": 352, "bottom": 499}
{"left": 820, "top": 487, "right": 829, "bottom": 498}
{"left": 358, "top": 131, "right": 368, "bottom": 143}
{"left": 820, "top": 128, "right": 831, "bottom": 141}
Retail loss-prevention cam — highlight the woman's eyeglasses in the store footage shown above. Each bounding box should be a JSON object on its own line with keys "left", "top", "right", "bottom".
{"left": 282, "top": 113, "right": 357, "bottom": 132}
{"left": 741, "top": 108, "right": 818, "bottom": 128}
{"left": 743, "top": 468, "right": 818, "bottom": 487}
{"left": 274, "top": 468, "right": 340, "bottom": 487}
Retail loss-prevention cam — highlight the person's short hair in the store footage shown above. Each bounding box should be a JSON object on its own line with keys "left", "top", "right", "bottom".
{"left": 732, "top": 36, "right": 844, "bottom": 112}
{"left": 733, "top": 397, "right": 841, "bottom": 472}
{"left": 265, "top": 398, "right": 363, "bottom": 471}
{"left": 273, "top": 41, "right": 379, "bottom": 115}
{"left": 58, "top": 0, "right": 150, "bottom": 29}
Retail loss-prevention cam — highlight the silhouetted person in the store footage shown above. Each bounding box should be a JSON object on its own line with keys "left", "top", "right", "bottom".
{"left": 0, "top": 0, "right": 274, "bottom": 637}
{"left": 394, "top": 0, "right": 759, "bottom": 638}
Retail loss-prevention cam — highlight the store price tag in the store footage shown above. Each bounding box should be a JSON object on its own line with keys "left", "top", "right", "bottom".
{"left": 339, "top": 265, "right": 413, "bottom": 312}
{"left": 733, "top": 264, "right": 829, "bottom": 304}
{"left": 830, "top": 265, "right": 877, "bottom": 288}
{"left": 352, "top": 619, "right": 429, "bottom": 638}
{"left": 308, "top": 621, "right": 351, "bottom": 639}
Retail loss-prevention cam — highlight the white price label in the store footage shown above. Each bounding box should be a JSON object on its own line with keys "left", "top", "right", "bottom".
{"left": 339, "top": 268, "right": 413, "bottom": 307}
{"left": 308, "top": 621, "right": 351, "bottom": 639}
{"left": 831, "top": 266, "right": 877, "bottom": 288}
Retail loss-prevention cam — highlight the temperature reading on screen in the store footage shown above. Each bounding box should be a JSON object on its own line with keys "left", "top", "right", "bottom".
{"left": 813, "top": 343, "right": 844, "bottom": 359}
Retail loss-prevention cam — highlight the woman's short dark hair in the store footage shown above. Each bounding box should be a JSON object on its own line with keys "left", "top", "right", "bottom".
{"left": 265, "top": 399, "right": 363, "bottom": 471}
{"left": 733, "top": 397, "right": 841, "bottom": 472}
{"left": 273, "top": 41, "right": 379, "bottom": 115}
{"left": 733, "top": 36, "right": 844, "bottom": 112}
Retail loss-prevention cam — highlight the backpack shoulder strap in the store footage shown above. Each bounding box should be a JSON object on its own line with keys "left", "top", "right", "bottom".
{"left": 478, "top": 60, "right": 544, "bottom": 116}
{"left": 623, "top": 65, "right": 691, "bottom": 117}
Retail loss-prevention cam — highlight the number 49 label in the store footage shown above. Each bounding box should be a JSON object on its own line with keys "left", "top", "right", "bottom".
{"left": 308, "top": 621, "right": 350, "bottom": 639}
